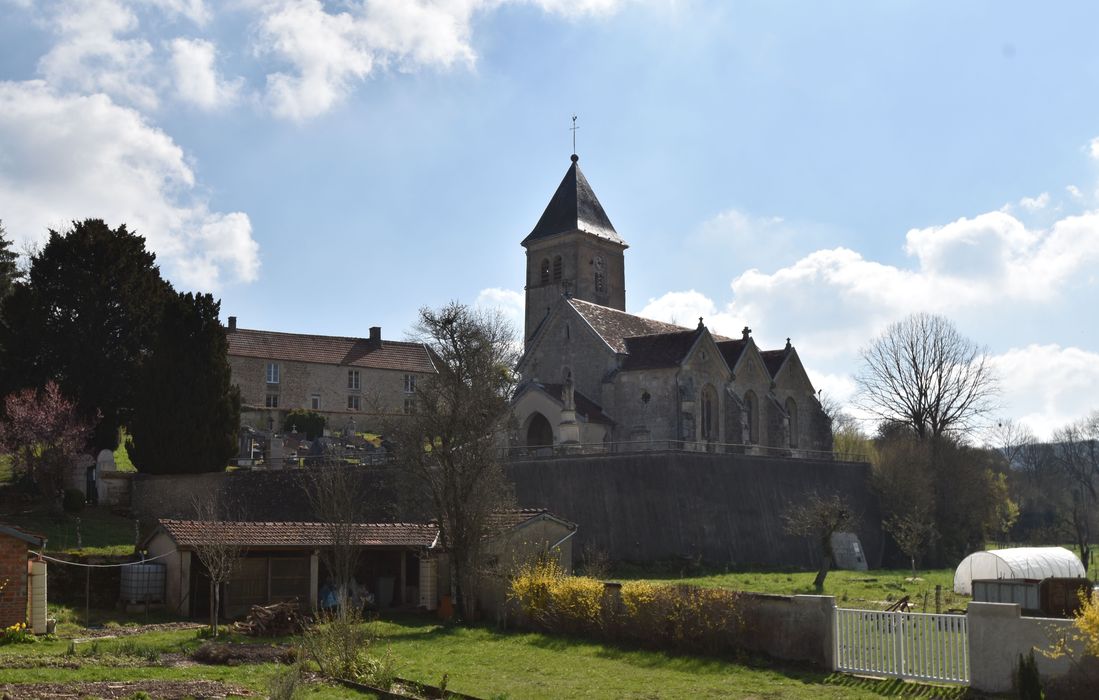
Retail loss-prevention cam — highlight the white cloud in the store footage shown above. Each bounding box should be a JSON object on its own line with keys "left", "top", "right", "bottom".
{"left": 169, "top": 38, "right": 242, "bottom": 109}
{"left": 1067, "top": 184, "right": 1083, "bottom": 200}
{"left": 248, "top": 0, "right": 625, "bottom": 120}
{"left": 989, "top": 344, "right": 1099, "bottom": 439}
{"left": 37, "top": 0, "right": 161, "bottom": 110}
{"left": 1089, "top": 136, "right": 1099, "bottom": 161}
{"left": 476, "top": 287, "right": 525, "bottom": 328}
{"left": 0, "top": 81, "right": 259, "bottom": 290}
{"left": 1018, "top": 192, "right": 1049, "bottom": 211}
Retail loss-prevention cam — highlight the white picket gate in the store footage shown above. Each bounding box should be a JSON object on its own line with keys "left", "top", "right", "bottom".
{"left": 834, "top": 608, "right": 969, "bottom": 684}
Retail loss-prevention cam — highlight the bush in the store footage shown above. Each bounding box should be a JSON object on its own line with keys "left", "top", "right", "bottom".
{"left": 283, "top": 410, "right": 326, "bottom": 440}
{"left": 1015, "top": 650, "right": 1043, "bottom": 699}
{"left": 0, "top": 621, "right": 34, "bottom": 645}
{"left": 509, "top": 560, "right": 746, "bottom": 656}
{"left": 62, "top": 488, "right": 85, "bottom": 513}
{"left": 297, "top": 610, "right": 395, "bottom": 687}
{"left": 510, "top": 559, "right": 603, "bottom": 637}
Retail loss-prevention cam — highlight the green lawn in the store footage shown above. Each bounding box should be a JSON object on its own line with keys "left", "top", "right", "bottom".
{"left": 368, "top": 614, "right": 970, "bottom": 699}
{"left": 0, "top": 611, "right": 975, "bottom": 700}
{"left": 5, "top": 506, "right": 137, "bottom": 556}
{"left": 611, "top": 567, "right": 969, "bottom": 612}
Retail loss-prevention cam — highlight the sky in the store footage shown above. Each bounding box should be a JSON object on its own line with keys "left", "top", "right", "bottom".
{"left": 1, "top": 0, "right": 1098, "bottom": 439}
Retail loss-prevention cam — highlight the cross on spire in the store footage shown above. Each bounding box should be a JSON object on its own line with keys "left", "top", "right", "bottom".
{"left": 570, "top": 114, "right": 579, "bottom": 155}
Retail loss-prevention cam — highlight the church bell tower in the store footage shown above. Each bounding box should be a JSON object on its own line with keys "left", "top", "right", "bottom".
{"left": 522, "top": 154, "right": 628, "bottom": 344}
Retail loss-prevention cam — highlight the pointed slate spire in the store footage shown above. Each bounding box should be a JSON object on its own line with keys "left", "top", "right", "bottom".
{"left": 522, "top": 155, "right": 626, "bottom": 247}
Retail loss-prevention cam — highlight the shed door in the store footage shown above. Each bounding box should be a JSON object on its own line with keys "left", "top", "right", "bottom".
{"left": 419, "top": 558, "right": 437, "bottom": 610}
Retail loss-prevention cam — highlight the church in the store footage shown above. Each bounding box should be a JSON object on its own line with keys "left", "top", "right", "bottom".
{"left": 511, "top": 154, "right": 833, "bottom": 456}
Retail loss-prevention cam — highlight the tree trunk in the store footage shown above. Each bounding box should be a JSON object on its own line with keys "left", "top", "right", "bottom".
{"left": 211, "top": 580, "right": 219, "bottom": 637}
{"left": 814, "top": 535, "right": 834, "bottom": 591}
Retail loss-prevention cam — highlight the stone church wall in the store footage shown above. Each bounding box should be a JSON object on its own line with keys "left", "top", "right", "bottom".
{"left": 506, "top": 451, "right": 882, "bottom": 568}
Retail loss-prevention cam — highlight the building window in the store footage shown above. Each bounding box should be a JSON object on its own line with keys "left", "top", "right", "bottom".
{"left": 403, "top": 374, "right": 416, "bottom": 393}
{"left": 310, "top": 394, "right": 321, "bottom": 410}
{"left": 701, "top": 385, "right": 717, "bottom": 441}
{"left": 265, "top": 393, "right": 279, "bottom": 408}
{"left": 552, "top": 255, "right": 563, "bottom": 281}
{"left": 539, "top": 259, "right": 550, "bottom": 285}
{"left": 265, "top": 362, "right": 280, "bottom": 384}
{"left": 595, "top": 271, "right": 606, "bottom": 293}
{"left": 744, "top": 390, "right": 759, "bottom": 444}
{"left": 786, "top": 397, "right": 799, "bottom": 448}
{"left": 348, "top": 369, "right": 360, "bottom": 390}
{"left": 347, "top": 395, "right": 360, "bottom": 411}
{"left": 403, "top": 397, "right": 417, "bottom": 415}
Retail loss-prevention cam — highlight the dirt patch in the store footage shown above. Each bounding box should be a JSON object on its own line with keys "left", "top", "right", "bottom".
{"left": 0, "top": 679, "right": 253, "bottom": 699}
{"left": 191, "top": 641, "right": 296, "bottom": 666}
{"left": 68, "top": 621, "right": 205, "bottom": 640}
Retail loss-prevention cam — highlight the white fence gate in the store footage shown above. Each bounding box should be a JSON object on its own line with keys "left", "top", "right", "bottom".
{"left": 835, "top": 608, "right": 969, "bottom": 684}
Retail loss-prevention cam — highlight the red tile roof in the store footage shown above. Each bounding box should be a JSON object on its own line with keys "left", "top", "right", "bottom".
{"left": 484, "top": 509, "right": 577, "bottom": 533}
{"left": 227, "top": 328, "right": 437, "bottom": 374}
{"left": 157, "top": 519, "right": 439, "bottom": 549}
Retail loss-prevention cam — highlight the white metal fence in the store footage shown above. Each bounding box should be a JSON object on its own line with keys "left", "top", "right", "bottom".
{"left": 835, "top": 608, "right": 969, "bottom": 684}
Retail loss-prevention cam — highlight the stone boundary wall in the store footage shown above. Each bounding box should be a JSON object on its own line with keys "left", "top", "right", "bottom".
{"left": 507, "top": 451, "right": 882, "bottom": 568}
{"left": 131, "top": 452, "right": 881, "bottom": 569}
{"left": 967, "top": 601, "right": 1085, "bottom": 693}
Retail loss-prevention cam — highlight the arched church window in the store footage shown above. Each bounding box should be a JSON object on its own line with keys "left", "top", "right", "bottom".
{"left": 701, "top": 385, "right": 717, "bottom": 441}
{"left": 744, "top": 390, "right": 759, "bottom": 444}
{"left": 552, "top": 256, "right": 563, "bottom": 281}
{"left": 786, "top": 397, "right": 798, "bottom": 448}
{"left": 594, "top": 255, "right": 606, "bottom": 293}
{"left": 539, "top": 259, "right": 550, "bottom": 285}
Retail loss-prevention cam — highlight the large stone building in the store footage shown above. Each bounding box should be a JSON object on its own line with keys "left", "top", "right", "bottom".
{"left": 225, "top": 319, "right": 436, "bottom": 433}
{"left": 512, "top": 155, "right": 832, "bottom": 455}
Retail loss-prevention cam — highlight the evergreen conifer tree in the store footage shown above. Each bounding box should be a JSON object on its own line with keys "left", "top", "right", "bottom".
{"left": 127, "top": 291, "right": 240, "bottom": 474}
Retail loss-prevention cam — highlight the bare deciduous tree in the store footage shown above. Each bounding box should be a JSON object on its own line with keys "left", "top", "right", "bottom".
{"left": 783, "top": 491, "right": 856, "bottom": 591}
{"left": 1052, "top": 413, "right": 1099, "bottom": 573}
{"left": 190, "top": 496, "right": 243, "bottom": 637}
{"left": 305, "top": 462, "right": 367, "bottom": 618}
{"left": 389, "top": 302, "right": 520, "bottom": 620}
{"left": 856, "top": 313, "right": 997, "bottom": 442}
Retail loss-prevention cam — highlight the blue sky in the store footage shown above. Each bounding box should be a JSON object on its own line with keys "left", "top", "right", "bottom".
{"left": 2, "top": 0, "right": 1098, "bottom": 438}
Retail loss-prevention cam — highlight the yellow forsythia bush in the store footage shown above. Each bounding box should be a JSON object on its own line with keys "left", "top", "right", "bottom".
{"left": 510, "top": 561, "right": 746, "bottom": 655}
{"left": 509, "top": 559, "right": 603, "bottom": 636}
{"left": 1075, "top": 591, "right": 1099, "bottom": 658}
{"left": 620, "top": 581, "right": 744, "bottom": 655}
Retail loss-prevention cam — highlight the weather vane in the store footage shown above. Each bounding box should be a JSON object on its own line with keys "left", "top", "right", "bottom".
{"left": 570, "top": 114, "right": 579, "bottom": 154}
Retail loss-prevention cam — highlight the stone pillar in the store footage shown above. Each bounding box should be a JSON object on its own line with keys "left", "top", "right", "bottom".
{"left": 792, "top": 595, "right": 837, "bottom": 669}
{"left": 29, "top": 561, "right": 47, "bottom": 634}
{"left": 179, "top": 551, "right": 192, "bottom": 617}
{"left": 309, "top": 551, "right": 320, "bottom": 611}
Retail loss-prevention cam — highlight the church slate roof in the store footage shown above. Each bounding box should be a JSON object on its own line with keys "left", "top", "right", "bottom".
{"left": 621, "top": 329, "right": 704, "bottom": 370}
{"left": 568, "top": 299, "right": 685, "bottom": 353}
{"left": 760, "top": 349, "right": 789, "bottom": 377}
{"left": 522, "top": 157, "right": 625, "bottom": 246}
{"left": 227, "top": 328, "right": 437, "bottom": 374}
{"left": 716, "top": 339, "right": 748, "bottom": 370}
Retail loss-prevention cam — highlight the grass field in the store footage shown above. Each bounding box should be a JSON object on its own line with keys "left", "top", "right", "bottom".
{"left": 612, "top": 566, "right": 969, "bottom": 612}
{"left": 5, "top": 506, "right": 137, "bottom": 556}
{"left": 0, "top": 610, "right": 972, "bottom": 700}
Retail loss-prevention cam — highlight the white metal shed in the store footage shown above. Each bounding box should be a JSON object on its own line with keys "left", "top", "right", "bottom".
{"left": 953, "top": 546, "right": 1086, "bottom": 594}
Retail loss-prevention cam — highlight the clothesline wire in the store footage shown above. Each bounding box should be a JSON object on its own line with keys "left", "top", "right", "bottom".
{"left": 27, "top": 549, "right": 175, "bottom": 568}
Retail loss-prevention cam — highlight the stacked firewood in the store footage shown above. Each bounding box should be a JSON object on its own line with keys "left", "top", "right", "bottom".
{"left": 232, "top": 600, "right": 309, "bottom": 636}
